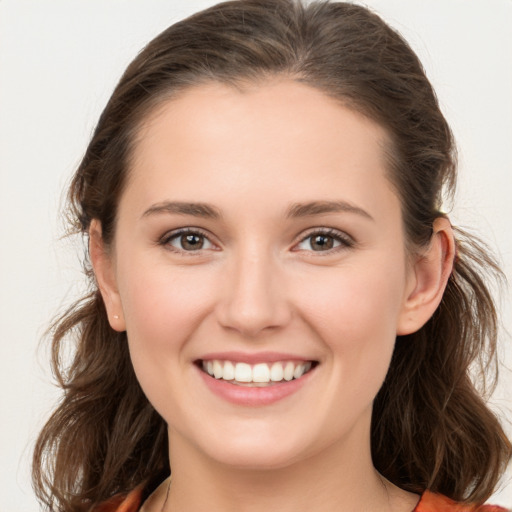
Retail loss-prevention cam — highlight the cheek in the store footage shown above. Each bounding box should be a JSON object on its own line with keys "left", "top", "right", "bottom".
{"left": 116, "top": 257, "right": 217, "bottom": 377}
{"left": 296, "top": 259, "right": 407, "bottom": 341}
{"left": 293, "top": 259, "right": 407, "bottom": 395}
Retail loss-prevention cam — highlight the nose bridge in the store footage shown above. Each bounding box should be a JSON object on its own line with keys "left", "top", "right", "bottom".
{"left": 217, "top": 241, "right": 290, "bottom": 337}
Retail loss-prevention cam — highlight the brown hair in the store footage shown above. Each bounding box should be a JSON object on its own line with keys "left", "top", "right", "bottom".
{"left": 33, "top": 1, "right": 511, "bottom": 510}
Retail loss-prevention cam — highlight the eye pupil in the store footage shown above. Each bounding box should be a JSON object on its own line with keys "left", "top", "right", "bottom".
{"left": 181, "top": 233, "right": 203, "bottom": 250}
{"left": 311, "top": 234, "right": 334, "bottom": 251}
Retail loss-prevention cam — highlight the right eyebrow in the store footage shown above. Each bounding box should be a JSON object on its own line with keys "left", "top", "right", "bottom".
{"left": 141, "top": 201, "right": 222, "bottom": 220}
{"left": 285, "top": 200, "right": 374, "bottom": 221}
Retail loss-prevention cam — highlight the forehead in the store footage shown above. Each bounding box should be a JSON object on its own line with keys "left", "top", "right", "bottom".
{"left": 125, "top": 80, "right": 398, "bottom": 219}
{"left": 135, "top": 79, "right": 390, "bottom": 159}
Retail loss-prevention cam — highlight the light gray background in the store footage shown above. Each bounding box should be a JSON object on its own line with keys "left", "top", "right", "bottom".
{"left": 1, "top": 1, "right": 511, "bottom": 510}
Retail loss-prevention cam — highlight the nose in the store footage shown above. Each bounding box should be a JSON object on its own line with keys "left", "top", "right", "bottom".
{"left": 215, "top": 247, "right": 292, "bottom": 338}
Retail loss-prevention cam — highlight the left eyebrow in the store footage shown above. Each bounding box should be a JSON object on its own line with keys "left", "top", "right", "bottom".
{"left": 141, "top": 201, "right": 222, "bottom": 220}
{"left": 285, "top": 200, "right": 374, "bottom": 221}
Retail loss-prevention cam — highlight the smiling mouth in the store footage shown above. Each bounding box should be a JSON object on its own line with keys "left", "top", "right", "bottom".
{"left": 197, "top": 359, "right": 318, "bottom": 387}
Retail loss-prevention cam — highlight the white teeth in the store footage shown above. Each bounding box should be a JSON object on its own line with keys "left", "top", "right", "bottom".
{"left": 234, "top": 362, "right": 252, "bottom": 382}
{"left": 293, "top": 363, "right": 305, "bottom": 379}
{"left": 223, "top": 361, "right": 235, "bottom": 380}
{"left": 270, "top": 362, "right": 284, "bottom": 382}
{"left": 252, "top": 363, "right": 270, "bottom": 383}
{"left": 283, "top": 361, "right": 295, "bottom": 381}
{"left": 213, "top": 360, "right": 223, "bottom": 379}
{"left": 202, "top": 359, "right": 314, "bottom": 384}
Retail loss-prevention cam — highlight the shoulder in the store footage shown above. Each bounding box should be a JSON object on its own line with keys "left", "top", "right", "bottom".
{"left": 416, "top": 490, "right": 509, "bottom": 512}
{"left": 92, "top": 487, "right": 510, "bottom": 512}
{"left": 93, "top": 486, "right": 143, "bottom": 512}
{"left": 93, "top": 476, "right": 169, "bottom": 512}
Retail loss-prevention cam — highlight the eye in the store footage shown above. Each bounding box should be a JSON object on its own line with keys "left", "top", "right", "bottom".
{"left": 161, "top": 229, "right": 215, "bottom": 252}
{"left": 294, "top": 229, "right": 353, "bottom": 252}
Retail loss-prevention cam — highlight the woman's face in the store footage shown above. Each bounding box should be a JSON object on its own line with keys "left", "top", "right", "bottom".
{"left": 103, "top": 80, "right": 420, "bottom": 469}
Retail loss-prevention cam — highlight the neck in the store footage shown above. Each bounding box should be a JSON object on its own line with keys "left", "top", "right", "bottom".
{"left": 162, "top": 423, "right": 411, "bottom": 512}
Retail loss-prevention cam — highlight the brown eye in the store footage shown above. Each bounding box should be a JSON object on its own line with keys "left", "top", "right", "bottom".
{"left": 310, "top": 234, "right": 334, "bottom": 251}
{"left": 295, "top": 229, "right": 353, "bottom": 253}
{"left": 165, "top": 230, "right": 214, "bottom": 252}
{"left": 181, "top": 233, "right": 204, "bottom": 250}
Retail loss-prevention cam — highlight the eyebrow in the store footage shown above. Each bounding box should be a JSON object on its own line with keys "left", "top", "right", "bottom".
{"left": 142, "top": 201, "right": 222, "bottom": 219}
{"left": 141, "top": 199, "right": 373, "bottom": 221}
{"left": 285, "top": 200, "right": 374, "bottom": 221}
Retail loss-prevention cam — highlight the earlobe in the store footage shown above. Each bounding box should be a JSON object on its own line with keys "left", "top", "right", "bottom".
{"left": 397, "top": 217, "right": 455, "bottom": 335}
{"left": 89, "top": 220, "right": 126, "bottom": 332}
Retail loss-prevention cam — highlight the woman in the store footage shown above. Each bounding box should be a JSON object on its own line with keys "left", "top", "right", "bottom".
{"left": 32, "top": 1, "right": 511, "bottom": 511}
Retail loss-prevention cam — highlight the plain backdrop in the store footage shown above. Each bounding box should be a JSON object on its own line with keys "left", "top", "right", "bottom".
{"left": 1, "top": 1, "right": 511, "bottom": 511}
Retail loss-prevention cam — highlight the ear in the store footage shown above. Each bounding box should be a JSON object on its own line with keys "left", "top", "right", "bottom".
{"left": 397, "top": 217, "right": 455, "bottom": 335}
{"left": 89, "top": 219, "right": 126, "bottom": 332}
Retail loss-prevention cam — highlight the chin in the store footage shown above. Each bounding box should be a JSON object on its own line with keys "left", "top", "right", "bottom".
{"left": 178, "top": 423, "right": 315, "bottom": 471}
{"left": 207, "top": 442, "right": 309, "bottom": 471}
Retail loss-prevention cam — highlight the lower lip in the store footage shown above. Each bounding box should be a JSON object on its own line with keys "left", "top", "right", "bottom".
{"left": 197, "top": 366, "right": 315, "bottom": 407}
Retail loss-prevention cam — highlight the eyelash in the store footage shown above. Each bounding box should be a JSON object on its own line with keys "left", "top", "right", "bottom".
{"left": 159, "top": 227, "right": 216, "bottom": 255}
{"left": 294, "top": 228, "right": 355, "bottom": 254}
{"left": 159, "top": 227, "right": 354, "bottom": 255}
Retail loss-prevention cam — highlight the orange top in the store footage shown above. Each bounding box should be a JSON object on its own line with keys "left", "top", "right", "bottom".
{"left": 94, "top": 487, "right": 509, "bottom": 512}
{"left": 414, "top": 491, "right": 508, "bottom": 512}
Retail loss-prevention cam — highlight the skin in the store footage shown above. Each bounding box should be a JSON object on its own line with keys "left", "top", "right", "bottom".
{"left": 91, "top": 80, "right": 455, "bottom": 512}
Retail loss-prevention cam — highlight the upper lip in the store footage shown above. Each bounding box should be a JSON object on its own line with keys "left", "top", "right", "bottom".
{"left": 197, "top": 351, "right": 317, "bottom": 364}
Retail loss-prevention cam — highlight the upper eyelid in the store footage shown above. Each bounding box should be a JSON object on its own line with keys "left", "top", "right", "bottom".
{"left": 295, "top": 227, "right": 354, "bottom": 244}
{"left": 159, "top": 227, "right": 218, "bottom": 249}
{"left": 161, "top": 226, "right": 212, "bottom": 240}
